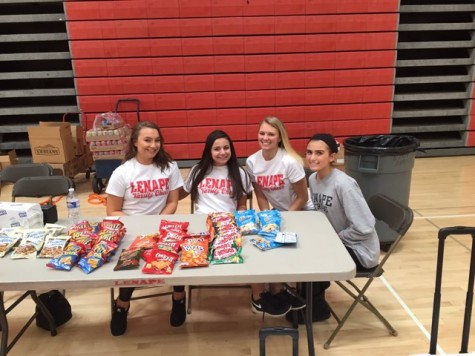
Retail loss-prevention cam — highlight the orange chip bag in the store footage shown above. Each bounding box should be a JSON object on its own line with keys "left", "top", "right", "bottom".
{"left": 180, "top": 240, "right": 209, "bottom": 268}
{"left": 128, "top": 233, "right": 159, "bottom": 251}
{"left": 142, "top": 248, "right": 178, "bottom": 275}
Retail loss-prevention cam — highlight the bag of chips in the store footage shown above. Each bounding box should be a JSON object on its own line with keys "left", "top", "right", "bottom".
{"left": 113, "top": 248, "right": 142, "bottom": 271}
{"left": 257, "top": 210, "right": 281, "bottom": 238}
{"left": 234, "top": 209, "right": 259, "bottom": 235}
{"left": 142, "top": 248, "right": 178, "bottom": 275}
{"left": 0, "top": 233, "right": 20, "bottom": 258}
{"left": 180, "top": 240, "right": 209, "bottom": 268}
{"left": 78, "top": 240, "right": 118, "bottom": 274}
{"left": 11, "top": 229, "right": 47, "bottom": 259}
{"left": 159, "top": 219, "right": 189, "bottom": 234}
{"left": 46, "top": 240, "right": 86, "bottom": 271}
{"left": 127, "top": 233, "right": 158, "bottom": 251}
{"left": 38, "top": 235, "right": 70, "bottom": 258}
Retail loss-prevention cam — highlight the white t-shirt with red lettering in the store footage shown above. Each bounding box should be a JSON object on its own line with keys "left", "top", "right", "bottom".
{"left": 184, "top": 165, "right": 252, "bottom": 214}
{"left": 246, "top": 148, "right": 312, "bottom": 211}
{"left": 106, "top": 158, "right": 184, "bottom": 215}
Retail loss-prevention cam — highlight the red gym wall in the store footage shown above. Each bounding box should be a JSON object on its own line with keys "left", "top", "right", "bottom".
{"left": 64, "top": 0, "right": 399, "bottom": 160}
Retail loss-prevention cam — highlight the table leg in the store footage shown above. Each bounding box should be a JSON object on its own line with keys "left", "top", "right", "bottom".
{"left": 0, "top": 292, "right": 9, "bottom": 356}
{"left": 304, "top": 282, "right": 315, "bottom": 356}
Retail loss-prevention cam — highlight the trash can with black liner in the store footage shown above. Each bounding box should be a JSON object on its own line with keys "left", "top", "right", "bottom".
{"left": 344, "top": 135, "right": 420, "bottom": 247}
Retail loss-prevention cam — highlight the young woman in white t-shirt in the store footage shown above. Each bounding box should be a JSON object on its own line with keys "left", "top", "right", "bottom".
{"left": 106, "top": 121, "right": 185, "bottom": 336}
{"left": 180, "top": 130, "right": 252, "bottom": 213}
{"left": 246, "top": 116, "right": 312, "bottom": 317}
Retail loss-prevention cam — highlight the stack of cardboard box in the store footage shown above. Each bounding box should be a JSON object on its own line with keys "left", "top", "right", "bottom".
{"left": 27, "top": 122, "right": 92, "bottom": 178}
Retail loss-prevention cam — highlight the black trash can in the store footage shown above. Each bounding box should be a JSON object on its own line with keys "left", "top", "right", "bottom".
{"left": 344, "top": 135, "right": 420, "bottom": 246}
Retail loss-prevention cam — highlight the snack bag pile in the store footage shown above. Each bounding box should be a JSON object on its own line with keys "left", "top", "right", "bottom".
{"left": 0, "top": 225, "right": 68, "bottom": 259}
{"left": 47, "top": 219, "right": 126, "bottom": 273}
{"left": 207, "top": 212, "right": 243, "bottom": 264}
{"left": 114, "top": 233, "right": 162, "bottom": 272}
{"left": 140, "top": 219, "right": 189, "bottom": 274}
{"left": 250, "top": 210, "right": 283, "bottom": 251}
{"left": 114, "top": 219, "right": 197, "bottom": 274}
{"left": 11, "top": 229, "right": 47, "bottom": 259}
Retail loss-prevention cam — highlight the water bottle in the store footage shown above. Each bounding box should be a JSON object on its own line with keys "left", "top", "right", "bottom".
{"left": 66, "top": 188, "right": 81, "bottom": 226}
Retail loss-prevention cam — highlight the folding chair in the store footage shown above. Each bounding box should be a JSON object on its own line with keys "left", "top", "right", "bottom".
{"left": 0, "top": 163, "right": 53, "bottom": 195}
{"left": 186, "top": 191, "right": 253, "bottom": 314}
{"left": 12, "top": 176, "right": 73, "bottom": 203}
{"left": 324, "top": 193, "right": 414, "bottom": 349}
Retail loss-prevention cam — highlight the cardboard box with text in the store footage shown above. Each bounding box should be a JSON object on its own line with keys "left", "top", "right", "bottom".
{"left": 28, "top": 122, "right": 75, "bottom": 164}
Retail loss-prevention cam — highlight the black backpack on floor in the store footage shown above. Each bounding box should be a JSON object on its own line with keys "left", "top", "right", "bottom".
{"left": 35, "top": 290, "right": 72, "bottom": 331}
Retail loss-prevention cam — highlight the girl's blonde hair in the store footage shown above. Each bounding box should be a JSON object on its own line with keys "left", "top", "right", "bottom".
{"left": 261, "top": 116, "right": 303, "bottom": 165}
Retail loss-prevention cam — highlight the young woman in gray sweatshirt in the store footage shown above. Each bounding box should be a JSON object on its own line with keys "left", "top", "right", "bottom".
{"left": 288, "top": 133, "right": 380, "bottom": 324}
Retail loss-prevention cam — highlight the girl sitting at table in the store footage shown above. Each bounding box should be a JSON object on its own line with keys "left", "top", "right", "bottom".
{"left": 179, "top": 129, "right": 252, "bottom": 214}
{"left": 297, "top": 133, "right": 380, "bottom": 324}
{"left": 106, "top": 121, "right": 185, "bottom": 336}
{"left": 246, "top": 116, "right": 313, "bottom": 317}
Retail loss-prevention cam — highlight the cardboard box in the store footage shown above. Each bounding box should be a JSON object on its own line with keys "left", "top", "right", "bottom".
{"left": 72, "top": 125, "right": 85, "bottom": 155}
{"left": 0, "top": 150, "right": 18, "bottom": 169}
{"left": 50, "top": 152, "right": 93, "bottom": 178}
{"left": 39, "top": 122, "right": 78, "bottom": 154}
{"left": 49, "top": 155, "right": 82, "bottom": 178}
{"left": 28, "top": 122, "right": 75, "bottom": 164}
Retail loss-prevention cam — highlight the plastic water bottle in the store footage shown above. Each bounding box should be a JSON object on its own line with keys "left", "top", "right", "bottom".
{"left": 66, "top": 188, "right": 81, "bottom": 226}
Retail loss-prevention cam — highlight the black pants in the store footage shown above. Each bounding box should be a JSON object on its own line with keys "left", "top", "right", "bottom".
{"left": 118, "top": 285, "right": 185, "bottom": 302}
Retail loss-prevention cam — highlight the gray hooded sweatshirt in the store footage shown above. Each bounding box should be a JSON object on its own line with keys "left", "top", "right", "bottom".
{"left": 308, "top": 168, "right": 380, "bottom": 268}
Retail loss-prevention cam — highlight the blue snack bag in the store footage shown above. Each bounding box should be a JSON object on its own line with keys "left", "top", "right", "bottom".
{"left": 257, "top": 210, "right": 281, "bottom": 238}
{"left": 234, "top": 209, "right": 259, "bottom": 235}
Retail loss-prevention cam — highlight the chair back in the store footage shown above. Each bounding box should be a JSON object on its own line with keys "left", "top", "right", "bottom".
{"left": 12, "top": 176, "right": 74, "bottom": 202}
{"left": 0, "top": 163, "right": 53, "bottom": 183}
{"left": 367, "top": 193, "right": 414, "bottom": 271}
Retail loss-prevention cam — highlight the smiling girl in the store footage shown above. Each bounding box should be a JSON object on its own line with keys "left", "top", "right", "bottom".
{"left": 246, "top": 116, "right": 313, "bottom": 317}
{"left": 300, "top": 133, "right": 380, "bottom": 323}
{"left": 180, "top": 130, "right": 251, "bottom": 213}
{"left": 106, "top": 121, "right": 186, "bottom": 336}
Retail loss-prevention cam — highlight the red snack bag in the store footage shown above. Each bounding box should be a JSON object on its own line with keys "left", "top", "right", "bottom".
{"left": 156, "top": 241, "right": 181, "bottom": 253}
{"left": 128, "top": 233, "right": 159, "bottom": 251}
{"left": 160, "top": 229, "right": 187, "bottom": 243}
{"left": 159, "top": 219, "right": 189, "bottom": 234}
{"left": 180, "top": 240, "right": 209, "bottom": 268}
{"left": 68, "top": 220, "right": 93, "bottom": 235}
{"left": 101, "top": 219, "right": 124, "bottom": 232}
{"left": 142, "top": 248, "right": 178, "bottom": 275}
{"left": 99, "top": 219, "right": 125, "bottom": 243}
